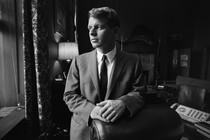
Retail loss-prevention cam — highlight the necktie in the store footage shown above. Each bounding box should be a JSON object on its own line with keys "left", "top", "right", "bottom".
{"left": 99, "top": 55, "right": 107, "bottom": 100}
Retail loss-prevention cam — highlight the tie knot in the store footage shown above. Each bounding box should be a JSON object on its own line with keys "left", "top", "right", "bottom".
{"left": 102, "top": 55, "right": 107, "bottom": 62}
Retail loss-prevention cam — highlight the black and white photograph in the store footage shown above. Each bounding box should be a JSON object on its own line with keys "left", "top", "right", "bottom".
{"left": 0, "top": 0, "right": 210, "bottom": 140}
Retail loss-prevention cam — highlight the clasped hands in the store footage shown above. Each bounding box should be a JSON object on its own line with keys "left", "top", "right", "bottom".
{"left": 90, "top": 100, "right": 126, "bottom": 123}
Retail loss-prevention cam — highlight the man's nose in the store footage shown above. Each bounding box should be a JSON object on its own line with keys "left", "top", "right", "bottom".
{"left": 89, "top": 28, "right": 97, "bottom": 36}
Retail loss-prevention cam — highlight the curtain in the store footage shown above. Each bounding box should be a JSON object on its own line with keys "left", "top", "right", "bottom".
{"left": 23, "top": 0, "right": 51, "bottom": 139}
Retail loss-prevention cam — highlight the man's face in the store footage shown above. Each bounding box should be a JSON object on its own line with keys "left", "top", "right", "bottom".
{"left": 88, "top": 17, "right": 115, "bottom": 50}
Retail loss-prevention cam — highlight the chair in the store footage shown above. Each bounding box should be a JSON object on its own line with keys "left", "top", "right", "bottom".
{"left": 90, "top": 104, "right": 184, "bottom": 140}
{"left": 169, "top": 76, "right": 210, "bottom": 113}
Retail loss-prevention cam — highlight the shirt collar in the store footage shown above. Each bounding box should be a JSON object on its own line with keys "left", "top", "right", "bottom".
{"left": 97, "top": 47, "right": 116, "bottom": 63}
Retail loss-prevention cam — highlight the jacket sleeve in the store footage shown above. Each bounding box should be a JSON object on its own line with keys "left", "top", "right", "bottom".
{"left": 63, "top": 57, "right": 95, "bottom": 126}
{"left": 119, "top": 55, "right": 146, "bottom": 117}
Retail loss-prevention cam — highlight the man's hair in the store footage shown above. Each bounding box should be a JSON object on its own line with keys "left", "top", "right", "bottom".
{"left": 88, "top": 7, "right": 120, "bottom": 28}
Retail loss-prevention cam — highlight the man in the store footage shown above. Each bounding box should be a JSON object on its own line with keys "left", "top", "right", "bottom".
{"left": 63, "top": 7, "right": 145, "bottom": 140}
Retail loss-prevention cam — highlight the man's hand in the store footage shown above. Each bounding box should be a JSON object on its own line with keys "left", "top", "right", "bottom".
{"left": 97, "top": 100, "right": 126, "bottom": 122}
{"left": 90, "top": 105, "right": 109, "bottom": 122}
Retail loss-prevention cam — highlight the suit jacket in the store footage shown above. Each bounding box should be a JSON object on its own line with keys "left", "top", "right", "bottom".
{"left": 63, "top": 49, "right": 145, "bottom": 140}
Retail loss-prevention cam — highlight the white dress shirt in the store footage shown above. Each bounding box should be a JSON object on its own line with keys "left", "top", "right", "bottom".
{"left": 96, "top": 47, "right": 116, "bottom": 92}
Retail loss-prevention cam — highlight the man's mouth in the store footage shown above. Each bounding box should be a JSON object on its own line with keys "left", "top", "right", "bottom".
{"left": 91, "top": 39, "right": 98, "bottom": 42}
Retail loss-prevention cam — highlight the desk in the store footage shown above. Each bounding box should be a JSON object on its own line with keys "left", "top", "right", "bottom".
{"left": 144, "top": 89, "right": 165, "bottom": 104}
{"left": 146, "top": 84, "right": 210, "bottom": 140}
{"left": 182, "top": 121, "right": 209, "bottom": 140}
{"left": 145, "top": 85, "right": 177, "bottom": 105}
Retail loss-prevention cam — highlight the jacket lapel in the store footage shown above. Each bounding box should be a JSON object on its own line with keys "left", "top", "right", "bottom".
{"left": 105, "top": 51, "right": 125, "bottom": 99}
{"left": 88, "top": 50, "right": 100, "bottom": 95}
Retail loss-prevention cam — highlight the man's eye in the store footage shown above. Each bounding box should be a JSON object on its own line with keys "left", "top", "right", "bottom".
{"left": 98, "top": 26, "right": 103, "bottom": 29}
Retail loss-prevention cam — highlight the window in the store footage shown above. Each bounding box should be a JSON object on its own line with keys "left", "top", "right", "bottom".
{"left": 0, "top": 0, "right": 24, "bottom": 107}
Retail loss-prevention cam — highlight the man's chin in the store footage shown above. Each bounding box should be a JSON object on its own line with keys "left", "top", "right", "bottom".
{"left": 91, "top": 44, "right": 99, "bottom": 49}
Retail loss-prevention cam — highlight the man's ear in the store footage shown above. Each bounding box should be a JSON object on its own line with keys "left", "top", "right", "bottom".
{"left": 112, "top": 27, "right": 120, "bottom": 41}
{"left": 112, "top": 27, "right": 120, "bottom": 34}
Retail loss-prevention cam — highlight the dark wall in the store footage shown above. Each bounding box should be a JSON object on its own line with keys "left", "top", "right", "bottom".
{"left": 47, "top": 0, "right": 210, "bottom": 82}
{"left": 75, "top": 0, "right": 210, "bottom": 81}
{"left": 190, "top": 0, "right": 210, "bottom": 80}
